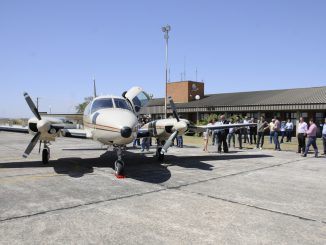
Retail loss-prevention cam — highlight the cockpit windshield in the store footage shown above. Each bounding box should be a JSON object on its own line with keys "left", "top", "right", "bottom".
{"left": 91, "top": 98, "right": 113, "bottom": 113}
{"left": 114, "top": 98, "right": 132, "bottom": 111}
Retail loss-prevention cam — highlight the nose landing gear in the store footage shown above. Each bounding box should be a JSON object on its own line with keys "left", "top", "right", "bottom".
{"left": 156, "top": 140, "right": 165, "bottom": 161}
{"left": 114, "top": 146, "right": 125, "bottom": 177}
{"left": 41, "top": 141, "right": 50, "bottom": 164}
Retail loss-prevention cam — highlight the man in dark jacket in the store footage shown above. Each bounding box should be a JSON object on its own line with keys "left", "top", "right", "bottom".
{"left": 217, "top": 114, "right": 229, "bottom": 153}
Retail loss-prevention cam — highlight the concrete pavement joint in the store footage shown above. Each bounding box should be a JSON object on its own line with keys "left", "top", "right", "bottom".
{"left": 0, "top": 187, "right": 166, "bottom": 223}
{"left": 181, "top": 189, "right": 326, "bottom": 225}
{"left": 162, "top": 157, "right": 309, "bottom": 190}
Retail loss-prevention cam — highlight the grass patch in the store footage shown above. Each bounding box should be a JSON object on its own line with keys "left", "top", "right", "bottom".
{"left": 183, "top": 135, "right": 324, "bottom": 152}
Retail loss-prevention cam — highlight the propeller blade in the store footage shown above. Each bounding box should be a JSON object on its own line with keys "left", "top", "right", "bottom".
{"left": 23, "top": 132, "right": 41, "bottom": 158}
{"left": 168, "top": 96, "right": 180, "bottom": 122}
{"left": 24, "top": 92, "right": 41, "bottom": 120}
{"left": 161, "top": 131, "right": 178, "bottom": 154}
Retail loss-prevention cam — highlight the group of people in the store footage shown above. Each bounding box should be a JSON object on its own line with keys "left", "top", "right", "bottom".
{"left": 134, "top": 114, "right": 325, "bottom": 158}
{"left": 133, "top": 116, "right": 152, "bottom": 152}
{"left": 203, "top": 114, "right": 324, "bottom": 158}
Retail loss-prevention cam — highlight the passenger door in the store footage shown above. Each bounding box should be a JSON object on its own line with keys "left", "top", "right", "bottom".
{"left": 124, "top": 87, "right": 150, "bottom": 114}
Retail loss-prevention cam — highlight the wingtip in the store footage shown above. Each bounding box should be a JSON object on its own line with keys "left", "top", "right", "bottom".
{"left": 22, "top": 153, "right": 28, "bottom": 158}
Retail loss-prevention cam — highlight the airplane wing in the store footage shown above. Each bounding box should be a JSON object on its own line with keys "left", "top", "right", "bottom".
{"left": 189, "top": 123, "right": 257, "bottom": 133}
{"left": 0, "top": 125, "right": 29, "bottom": 133}
{"left": 136, "top": 128, "right": 151, "bottom": 138}
{"left": 0, "top": 124, "right": 90, "bottom": 139}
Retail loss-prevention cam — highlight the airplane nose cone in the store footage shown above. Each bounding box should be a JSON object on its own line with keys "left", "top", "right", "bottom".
{"left": 121, "top": 126, "right": 132, "bottom": 138}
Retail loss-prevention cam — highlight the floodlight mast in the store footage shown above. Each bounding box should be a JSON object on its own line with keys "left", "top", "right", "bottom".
{"left": 162, "top": 24, "right": 171, "bottom": 119}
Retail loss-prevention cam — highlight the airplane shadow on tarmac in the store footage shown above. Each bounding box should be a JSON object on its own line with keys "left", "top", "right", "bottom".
{"left": 0, "top": 149, "right": 272, "bottom": 184}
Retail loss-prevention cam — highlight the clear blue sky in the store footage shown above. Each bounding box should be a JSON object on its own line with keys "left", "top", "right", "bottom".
{"left": 0, "top": 0, "right": 325, "bottom": 117}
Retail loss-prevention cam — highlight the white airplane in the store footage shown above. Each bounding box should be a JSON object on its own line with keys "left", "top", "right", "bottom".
{"left": 0, "top": 87, "right": 150, "bottom": 176}
{"left": 1, "top": 90, "right": 255, "bottom": 177}
{"left": 138, "top": 96, "right": 256, "bottom": 160}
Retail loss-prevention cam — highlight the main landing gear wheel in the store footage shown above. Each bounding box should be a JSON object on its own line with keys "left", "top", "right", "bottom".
{"left": 42, "top": 148, "right": 50, "bottom": 164}
{"left": 115, "top": 160, "right": 124, "bottom": 176}
{"left": 156, "top": 147, "right": 164, "bottom": 161}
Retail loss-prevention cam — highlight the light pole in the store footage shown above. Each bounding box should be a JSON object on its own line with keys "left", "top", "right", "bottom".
{"left": 162, "top": 24, "right": 171, "bottom": 119}
{"left": 195, "top": 95, "right": 200, "bottom": 124}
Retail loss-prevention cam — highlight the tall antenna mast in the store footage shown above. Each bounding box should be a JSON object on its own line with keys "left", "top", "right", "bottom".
{"left": 169, "top": 68, "right": 171, "bottom": 82}
{"left": 93, "top": 77, "right": 97, "bottom": 98}
{"left": 183, "top": 56, "right": 186, "bottom": 81}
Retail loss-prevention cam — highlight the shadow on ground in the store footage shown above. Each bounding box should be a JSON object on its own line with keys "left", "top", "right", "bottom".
{"left": 0, "top": 149, "right": 273, "bottom": 184}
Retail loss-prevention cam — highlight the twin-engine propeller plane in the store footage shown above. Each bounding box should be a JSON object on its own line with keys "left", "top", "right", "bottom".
{"left": 1, "top": 89, "right": 256, "bottom": 177}
{"left": 0, "top": 87, "right": 150, "bottom": 176}
{"left": 138, "top": 96, "right": 256, "bottom": 160}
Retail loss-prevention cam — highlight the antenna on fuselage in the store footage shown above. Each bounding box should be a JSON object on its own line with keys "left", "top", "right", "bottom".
{"left": 93, "top": 77, "right": 97, "bottom": 98}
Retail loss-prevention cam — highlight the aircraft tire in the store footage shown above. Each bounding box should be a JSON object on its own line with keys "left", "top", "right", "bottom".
{"left": 115, "top": 160, "right": 124, "bottom": 176}
{"left": 42, "top": 148, "right": 49, "bottom": 164}
{"left": 156, "top": 147, "right": 164, "bottom": 161}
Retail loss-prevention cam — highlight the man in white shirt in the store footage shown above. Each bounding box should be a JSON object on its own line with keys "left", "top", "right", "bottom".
{"left": 285, "top": 119, "right": 294, "bottom": 142}
{"left": 297, "top": 117, "right": 308, "bottom": 154}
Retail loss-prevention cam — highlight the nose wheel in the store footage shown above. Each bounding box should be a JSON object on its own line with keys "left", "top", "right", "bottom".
{"left": 114, "top": 146, "right": 125, "bottom": 177}
{"left": 42, "top": 142, "right": 50, "bottom": 164}
{"left": 156, "top": 140, "right": 165, "bottom": 161}
{"left": 115, "top": 160, "right": 124, "bottom": 176}
{"left": 156, "top": 147, "right": 164, "bottom": 161}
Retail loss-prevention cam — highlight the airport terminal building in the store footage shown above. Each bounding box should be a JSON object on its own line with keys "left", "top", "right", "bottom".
{"left": 141, "top": 81, "right": 326, "bottom": 126}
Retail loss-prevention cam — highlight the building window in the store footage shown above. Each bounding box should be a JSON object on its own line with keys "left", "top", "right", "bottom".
{"left": 301, "top": 112, "right": 308, "bottom": 118}
{"left": 285, "top": 112, "right": 297, "bottom": 123}
{"left": 315, "top": 112, "right": 324, "bottom": 125}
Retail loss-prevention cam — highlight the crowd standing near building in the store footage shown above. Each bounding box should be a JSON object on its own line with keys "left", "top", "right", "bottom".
{"left": 134, "top": 112, "right": 325, "bottom": 158}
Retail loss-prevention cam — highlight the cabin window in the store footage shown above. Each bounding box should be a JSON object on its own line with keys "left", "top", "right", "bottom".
{"left": 91, "top": 98, "right": 113, "bottom": 113}
{"left": 132, "top": 92, "right": 149, "bottom": 108}
{"left": 114, "top": 98, "right": 132, "bottom": 111}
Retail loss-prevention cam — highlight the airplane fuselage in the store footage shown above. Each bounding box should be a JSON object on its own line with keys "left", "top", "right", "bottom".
{"left": 83, "top": 108, "right": 138, "bottom": 145}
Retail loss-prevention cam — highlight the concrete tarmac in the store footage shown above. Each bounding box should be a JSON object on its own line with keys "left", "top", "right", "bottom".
{"left": 0, "top": 131, "right": 325, "bottom": 244}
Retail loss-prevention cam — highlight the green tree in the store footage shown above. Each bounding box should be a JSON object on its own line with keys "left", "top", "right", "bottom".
{"left": 75, "top": 96, "right": 93, "bottom": 113}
